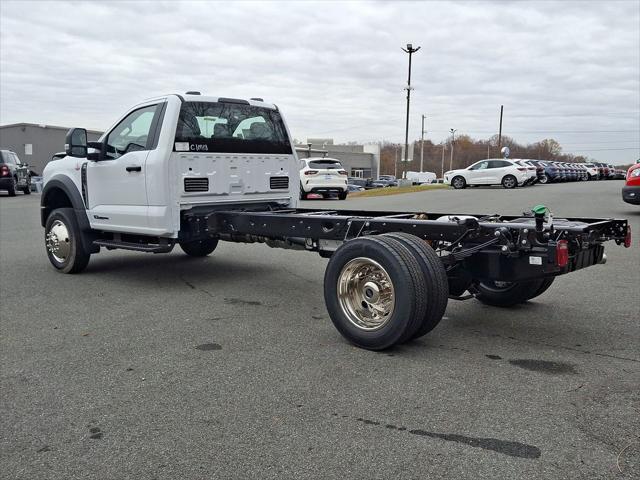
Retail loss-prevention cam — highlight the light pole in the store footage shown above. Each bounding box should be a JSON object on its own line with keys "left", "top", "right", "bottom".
{"left": 420, "top": 114, "right": 426, "bottom": 172}
{"left": 449, "top": 128, "right": 457, "bottom": 171}
{"left": 401, "top": 43, "right": 420, "bottom": 178}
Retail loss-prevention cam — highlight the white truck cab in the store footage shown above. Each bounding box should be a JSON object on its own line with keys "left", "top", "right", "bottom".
{"left": 43, "top": 93, "right": 299, "bottom": 241}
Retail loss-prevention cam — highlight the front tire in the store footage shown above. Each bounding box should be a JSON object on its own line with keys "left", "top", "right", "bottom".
{"left": 451, "top": 176, "right": 466, "bottom": 189}
{"left": 324, "top": 236, "right": 427, "bottom": 350}
{"left": 179, "top": 238, "right": 218, "bottom": 257}
{"left": 502, "top": 175, "right": 517, "bottom": 189}
{"left": 45, "top": 208, "right": 91, "bottom": 273}
{"left": 22, "top": 179, "right": 31, "bottom": 195}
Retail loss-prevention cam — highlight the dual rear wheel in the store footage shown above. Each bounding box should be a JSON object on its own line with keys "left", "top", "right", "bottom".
{"left": 324, "top": 234, "right": 449, "bottom": 350}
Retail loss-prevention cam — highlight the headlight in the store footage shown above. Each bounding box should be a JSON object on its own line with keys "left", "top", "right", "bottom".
{"left": 630, "top": 168, "right": 640, "bottom": 178}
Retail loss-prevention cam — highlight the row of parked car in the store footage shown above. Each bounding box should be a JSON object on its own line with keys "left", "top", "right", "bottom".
{"left": 444, "top": 158, "right": 626, "bottom": 189}
{"left": 525, "top": 160, "right": 626, "bottom": 183}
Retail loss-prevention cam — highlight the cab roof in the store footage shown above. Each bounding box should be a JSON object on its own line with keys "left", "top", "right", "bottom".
{"left": 142, "top": 93, "right": 277, "bottom": 110}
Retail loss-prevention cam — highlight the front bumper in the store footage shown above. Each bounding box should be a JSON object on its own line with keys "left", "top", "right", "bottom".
{"left": 622, "top": 185, "right": 640, "bottom": 205}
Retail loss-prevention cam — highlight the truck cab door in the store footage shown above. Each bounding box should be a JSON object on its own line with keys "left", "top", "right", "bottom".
{"left": 86, "top": 102, "right": 164, "bottom": 235}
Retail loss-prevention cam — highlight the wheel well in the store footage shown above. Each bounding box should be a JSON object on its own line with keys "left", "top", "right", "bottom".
{"left": 42, "top": 187, "right": 73, "bottom": 225}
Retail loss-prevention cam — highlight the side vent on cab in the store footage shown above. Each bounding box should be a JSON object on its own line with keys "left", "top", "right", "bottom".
{"left": 270, "top": 176, "right": 289, "bottom": 189}
{"left": 184, "top": 177, "right": 209, "bottom": 192}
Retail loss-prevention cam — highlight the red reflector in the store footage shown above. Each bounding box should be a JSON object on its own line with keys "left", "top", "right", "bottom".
{"left": 556, "top": 240, "right": 569, "bottom": 267}
{"left": 624, "top": 225, "right": 631, "bottom": 248}
{"left": 0, "top": 165, "right": 9, "bottom": 177}
{"left": 304, "top": 170, "right": 319, "bottom": 175}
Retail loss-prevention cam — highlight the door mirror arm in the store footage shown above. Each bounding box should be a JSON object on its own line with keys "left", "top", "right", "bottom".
{"left": 87, "top": 141, "right": 105, "bottom": 161}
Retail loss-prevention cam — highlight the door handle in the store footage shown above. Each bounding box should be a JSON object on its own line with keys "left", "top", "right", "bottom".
{"left": 126, "top": 166, "right": 142, "bottom": 172}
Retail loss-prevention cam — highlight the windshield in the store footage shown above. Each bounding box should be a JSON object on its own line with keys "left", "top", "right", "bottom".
{"left": 175, "top": 101, "right": 292, "bottom": 154}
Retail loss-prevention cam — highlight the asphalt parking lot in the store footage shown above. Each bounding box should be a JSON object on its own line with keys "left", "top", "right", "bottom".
{"left": 1, "top": 180, "right": 638, "bottom": 479}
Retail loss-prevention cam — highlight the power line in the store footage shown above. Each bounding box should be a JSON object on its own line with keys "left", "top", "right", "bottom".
{"left": 565, "top": 147, "right": 640, "bottom": 152}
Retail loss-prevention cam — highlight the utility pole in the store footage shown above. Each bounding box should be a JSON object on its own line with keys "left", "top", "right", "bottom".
{"left": 487, "top": 143, "right": 490, "bottom": 159}
{"left": 401, "top": 43, "right": 420, "bottom": 179}
{"left": 394, "top": 146, "right": 398, "bottom": 178}
{"left": 441, "top": 144, "right": 445, "bottom": 178}
{"left": 497, "top": 105, "right": 503, "bottom": 151}
{"left": 449, "top": 128, "right": 457, "bottom": 171}
{"left": 420, "top": 114, "right": 426, "bottom": 172}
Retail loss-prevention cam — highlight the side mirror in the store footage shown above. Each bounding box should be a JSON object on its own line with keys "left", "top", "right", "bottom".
{"left": 65, "top": 128, "right": 87, "bottom": 157}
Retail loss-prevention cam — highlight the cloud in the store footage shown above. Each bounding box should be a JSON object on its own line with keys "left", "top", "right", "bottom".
{"left": 1, "top": 0, "right": 638, "bottom": 163}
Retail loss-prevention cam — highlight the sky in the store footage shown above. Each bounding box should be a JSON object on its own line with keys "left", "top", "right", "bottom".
{"left": 1, "top": 0, "right": 639, "bottom": 164}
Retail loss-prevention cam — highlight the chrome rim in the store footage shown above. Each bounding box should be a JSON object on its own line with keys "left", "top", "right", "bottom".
{"left": 540, "top": 175, "right": 548, "bottom": 184}
{"left": 503, "top": 177, "right": 516, "bottom": 188}
{"left": 337, "top": 257, "right": 395, "bottom": 331}
{"left": 46, "top": 220, "right": 71, "bottom": 263}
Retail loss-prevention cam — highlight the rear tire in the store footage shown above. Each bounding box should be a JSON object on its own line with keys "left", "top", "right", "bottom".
{"left": 45, "top": 208, "right": 91, "bottom": 273}
{"left": 474, "top": 278, "right": 548, "bottom": 307}
{"left": 323, "top": 236, "right": 427, "bottom": 350}
{"left": 179, "top": 238, "right": 218, "bottom": 257}
{"left": 382, "top": 233, "right": 449, "bottom": 340}
{"left": 8, "top": 177, "right": 17, "bottom": 196}
{"left": 501, "top": 175, "right": 517, "bottom": 189}
{"left": 539, "top": 175, "right": 548, "bottom": 184}
{"left": 451, "top": 176, "right": 466, "bottom": 189}
{"left": 338, "top": 191, "right": 347, "bottom": 200}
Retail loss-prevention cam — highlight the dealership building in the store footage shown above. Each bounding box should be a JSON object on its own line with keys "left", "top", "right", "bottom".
{"left": 295, "top": 138, "right": 380, "bottom": 179}
{"left": 0, "top": 123, "right": 103, "bottom": 175}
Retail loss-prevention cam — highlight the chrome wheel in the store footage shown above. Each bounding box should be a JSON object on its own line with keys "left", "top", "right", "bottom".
{"left": 502, "top": 176, "right": 516, "bottom": 188}
{"left": 452, "top": 177, "right": 465, "bottom": 189}
{"left": 337, "top": 257, "right": 395, "bottom": 331}
{"left": 46, "top": 219, "right": 71, "bottom": 263}
{"left": 539, "top": 175, "right": 548, "bottom": 184}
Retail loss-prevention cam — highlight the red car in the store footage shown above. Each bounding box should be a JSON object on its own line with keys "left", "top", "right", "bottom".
{"left": 622, "top": 162, "right": 640, "bottom": 205}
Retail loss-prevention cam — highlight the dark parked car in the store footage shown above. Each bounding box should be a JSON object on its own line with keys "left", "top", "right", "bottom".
{"left": 0, "top": 150, "right": 31, "bottom": 196}
{"left": 347, "top": 184, "right": 365, "bottom": 192}
{"left": 347, "top": 177, "right": 383, "bottom": 189}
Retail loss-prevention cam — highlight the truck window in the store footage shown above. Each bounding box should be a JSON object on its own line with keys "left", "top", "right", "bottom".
{"left": 175, "top": 102, "right": 292, "bottom": 154}
{"left": 106, "top": 104, "right": 160, "bottom": 158}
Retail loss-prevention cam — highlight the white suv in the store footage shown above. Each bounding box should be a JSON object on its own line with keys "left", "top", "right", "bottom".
{"left": 300, "top": 157, "right": 348, "bottom": 199}
{"left": 444, "top": 159, "right": 530, "bottom": 189}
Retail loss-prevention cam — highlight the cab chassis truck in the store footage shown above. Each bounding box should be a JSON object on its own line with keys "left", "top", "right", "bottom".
{"left": 41, "top": 94, "right": 631, "bottom": 350}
